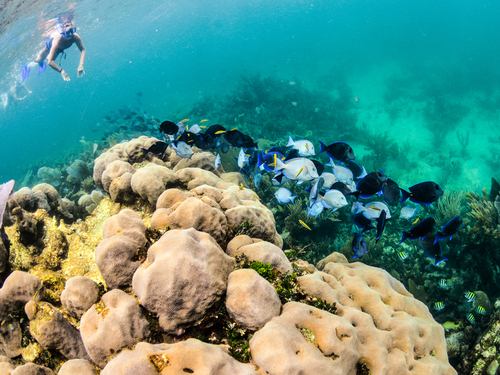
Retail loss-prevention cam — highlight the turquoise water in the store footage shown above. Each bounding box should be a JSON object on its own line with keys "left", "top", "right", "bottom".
{"left": 2, "top": 0, "right": 500, "bottom": 185}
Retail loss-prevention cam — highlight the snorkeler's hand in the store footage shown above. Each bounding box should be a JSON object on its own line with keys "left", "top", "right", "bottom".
{"left": 61, "top": 70, "right": 70, "bottom": 81}
{"left": 77, "top": 65, "right": 85, "bottom": 78}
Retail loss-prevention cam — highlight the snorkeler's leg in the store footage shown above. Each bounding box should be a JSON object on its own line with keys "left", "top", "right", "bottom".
{"left": 34, "top": 47, "right": 49, "bottom": 64}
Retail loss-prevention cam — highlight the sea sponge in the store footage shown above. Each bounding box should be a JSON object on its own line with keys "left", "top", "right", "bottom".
{"left": 95, "top": 209, "right": 146, "bottom": 289}
{"left": 172, "top": 151, "right": 217, "bottom": 172}
{"left": 174, "top": 168, "right": 232, "bottom": 190}
{"left": 226, "top": 269, "right": 281, "bottom": 329}
{"left": 60, "top": 276, "right": 100, "bottom": 318}
{"left": 32, "top": 184, "right": 73, "bottom": 219}
{"left": 130, "top": 163, "right": 176, "bottom": 205}
{"left": 25, "top": 301, "right": 90, "bottom": 361}
{"left": 101, "top": 340, "right": 260, "bottom": 375}
{"left": 132, "top": 228, "right": 235, "bottom": 333}
{"left": 226, "top": 235, "right": 292, "bottom": 274}
{"left": 13, "top": 187, "right": 38, "bottom": 211}
{"left": 80, "top": 289, "right": 150, "bottom": 368}
{"left": 108, "top": 172, "right": 134, "bottom": 203}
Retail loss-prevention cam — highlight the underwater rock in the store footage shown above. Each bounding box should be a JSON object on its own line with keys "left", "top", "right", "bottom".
{"left": 32, "top": 184, "right": 73, "bottom": 220}
{"left": 489, "top": 177, "right": 500, "bottom": 202}
{"left": 95, "top": 209, "right": 146, "bottom": 289}
{"left": 0, "top": 239, "right": 7, "bottom": 275}
{"left": 132, "top": 228, "right": 235, "bottom": 333}
{"left": 11, "top": 363, "right": 54, "bottom": 375}
{"left": 226, "top": 269, "right": 281, "bottom": 329}
{"left": 101, "top": 340, "right": 260, "bottom": 375}
{"left": 80, "top": 289, "right": 150, "bottom": 368}
{"left": 78, "top": 190, "right": 105, "bottom": 214}
{"left": 154, "top": 188, "right": 189, "bottom": 210}
{"left": 60, "top": 276, "right": 100, "bottom": 318}
{"left": 226, "top": 235, "right": 292, "bottom": 274}
{"left": 0, "top": 356, "right": 15, "bottom": 373}
{"left": 58, "top": 359, "right": 96, "bottom": 375}
{"left": 174, "top": 168, "right": 232, "bottom": 191}
{"left": 130, "top": 163, "right": 176, "bottom": 206}
{"left": 25, "top": 300, "right": 90, "bottom": 361}
{"left": 294, "top": 262, "right": 456, "bottom": 375}
{"left": 13, "top": 187, "right": 38, "bottom": 212}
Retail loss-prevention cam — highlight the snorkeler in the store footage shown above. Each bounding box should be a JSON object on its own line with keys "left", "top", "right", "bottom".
{"left": 32, "top": 16, "right": 86, "bottom": 82}
{"left": 1, "top": 81, "right": 32, "bottom": 110}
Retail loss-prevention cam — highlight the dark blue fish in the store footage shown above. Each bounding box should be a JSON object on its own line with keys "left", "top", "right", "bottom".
{"left": 318, "top": 141, "right": 355, "bottom": 163}
{"left": 268, "top": 146, "right": 284, "bottom": 154}
{"left": 351, "top": 202, "right": 375, "bottom": 233}
{"left": 435, "top": 216, "right": 463, "bottom": 243}
{"left": 204, "top": 124, "right": 227, "bottom": 138}
{"left": 140, "top": 141, "right": 168, "bottom": 157}
{"left": 331, "top": 182, "right": 351, "bottom": 198}
{"left": 345, "top": 161, "right": 367, "bottom": 180}
{"left": 224, "top": 130, "right": 257, "bottom": 148}
{"left": 284, "top": 148, "right": 300, "bottom": 161}
{"left": 176, "top": 131, "right": 199, "bottom": 146}
{"left": 351, "top": 172, "right": 388, "bottom": 200}
{"left": 400, "top": 181, "right": 443, "bottom": 206}
{"left": 352, "top": 232, "right": 368, "bottom": 258}
{"left": 258, "top": 151, "right": 284, "bottom": 172}
{"left": 220, "top": 142, "right": 231, "bottom": 154}
{"left": 400, "top": 217, "right": 435, "bottom": 244}
{"left": 382, "top": 178, "right": 401, "bottom": 206}
{"left": 419, "top": 233, "right": 448, "bottom": 265}
{"left": 374, "top": 209, "right": 387, "bottom": 248}
{"left": 159, "top": 120, "right": 179, "bottom": 135}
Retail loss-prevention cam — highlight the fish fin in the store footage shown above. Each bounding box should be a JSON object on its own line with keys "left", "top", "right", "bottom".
{"left": 361, "top": 226, "right": 375, "bottom": 233}
{"left": 296, "top": 180, "right": 304, "bottom": 185}
{"left": 400, "top": 189, "right": 411, "bottom": 203}
{"left": 286, "top": 136, "right": 294, "bottom": 147}
{"left": 434, "top": 232, "right": 445, "bottom": 243}
{"left": 319, "top": 141, "right": 327, "bottom": 154}
{"left": 426, "top": 202, "right": 432, "bottom": 207}
{"left": 434, "top": 256, "right": 448, "bottom": 266}
{"left": 274, "top": 158, "right": 286, "bottom": 171}
{"left": 399, "top": 231, "right": 410, "bottom": 244}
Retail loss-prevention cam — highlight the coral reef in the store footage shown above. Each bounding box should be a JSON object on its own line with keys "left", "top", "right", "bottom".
{"left": 0, "top": 134, "right": 458, "bottom": 373}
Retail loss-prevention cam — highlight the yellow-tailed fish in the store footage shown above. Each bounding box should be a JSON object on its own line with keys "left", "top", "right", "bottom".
{"left": 253, "top": 194, "right": 260, "bottom": 200}
{"left": 299, "top": 220, "right": 312, "bottom": 231}
{"left": 180, "top": 119, "right": 189, "bottom": 123}
{"left": 200, "top": 119, "right": 209, "bottom": 122}
{"left": 442, "top": 321, "right": 461, "bottom": 330}
{"left": 215, "top": 130, "right": 226, "bottom": 135}
{"left": 412, "top": 218, "right": 420, "bottom": 224}
{"left": 231, "top": 127, "right": 238, "bottom": 131}
{"left": 200, "top": 125, "right": 206, "bottom": 128}
{"left": 295, "top": 167, "right": 304, "bottom": 179}
{"left": 239, "top": 183, "right": 244, "bottom": 189}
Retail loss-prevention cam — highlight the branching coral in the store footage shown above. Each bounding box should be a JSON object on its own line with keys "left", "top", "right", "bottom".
{"left": 466, "top": 189, "right": 500, "bottom": 239}
{"left": 435, "top": 190, "right": 466, "bottom": 227}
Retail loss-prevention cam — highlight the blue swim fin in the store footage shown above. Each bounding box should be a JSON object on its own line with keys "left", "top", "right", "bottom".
{"left": 21, "top": 66, "right": 30, "bottom": 81}
{"left": 38, "top": 61, "right": 46, "bottom": 75}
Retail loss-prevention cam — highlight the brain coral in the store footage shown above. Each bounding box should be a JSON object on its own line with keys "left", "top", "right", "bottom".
{"left": 249, "top": 260, "right": 456, "bottom": 375}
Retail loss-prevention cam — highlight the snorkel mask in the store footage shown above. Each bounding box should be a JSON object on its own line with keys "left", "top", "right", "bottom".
{"left": 57, "top": 23, "right": 76, "bottom": 38}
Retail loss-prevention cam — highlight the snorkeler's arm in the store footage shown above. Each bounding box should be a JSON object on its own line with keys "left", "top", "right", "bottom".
{"left": 46, "top": 36, "right": 70, "bottom": 81}
{"left": 74, "top": 34, "right": 86, "bottom": 77}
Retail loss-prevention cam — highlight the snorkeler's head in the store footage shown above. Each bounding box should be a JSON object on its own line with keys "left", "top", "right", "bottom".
{"left": 57, "top": 22, "right": 76, "bottom": 38}
{"left": 56, "top": 14, "right": 76, "bottom": 38}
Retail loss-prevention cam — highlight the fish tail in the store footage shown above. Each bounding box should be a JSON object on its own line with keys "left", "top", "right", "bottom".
{"left": 434, "top": 255, "right": 448, "bottom": 266}
{"left": 290, "top": 195, "right": 297, "bottom": 203}
{"left": 399, "top": 231, "right": 410, "bottom": 244}
{"left": 319, "top": 141, "right": 327, "bottom": 154}
{"left": 350, "top": 190, "right": 361, "bottom": 201}
{"left": 434, "top": 232, "right": 445, "bottom": 244}
{"left": 274, "top": 158, "right": 286, "bottom": 171}
{"left": 257, "top": 152, "right": 264, "bottom": 168}
{"left": 400, "top": 188, "right": 411, "bottom": 203}
{"left": 286, "top": 136, "right": 294, "bottom": 147}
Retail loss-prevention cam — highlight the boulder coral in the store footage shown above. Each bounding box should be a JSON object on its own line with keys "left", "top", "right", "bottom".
{"left": 95, "top": 209, "right": 146, "bottom": 289}
{"left": 101, "top": 340, "right": 260, "bottom": 375}
{"left": 132, "top": 228, "right": 235, "bottom": 333}
{"left": 80, "top": 289, "right": 150, "bottom": 367}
